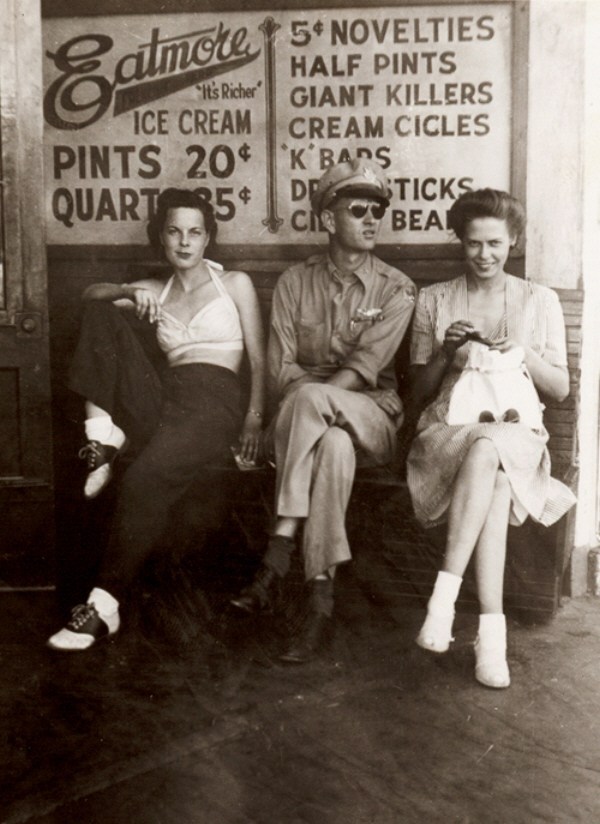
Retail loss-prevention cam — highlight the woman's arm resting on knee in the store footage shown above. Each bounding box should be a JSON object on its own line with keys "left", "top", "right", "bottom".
{"left": 82, "top": 279, "right": 162, "bottom": 323}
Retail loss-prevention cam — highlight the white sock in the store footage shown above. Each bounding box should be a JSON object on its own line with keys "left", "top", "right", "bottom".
{"left": 85, "top": 416, "right": 126, "bottom": 450}
{"left": 88, "top": 587, "right": 119, "bottom": 616}
{"left": 475, "top": 613, "right": 509, "bottom": 688}
{"left": 477, "top": 613, "right": 507, "bottom": 645}
{"left": 429, "top": 570, "right": 462, "bottom": 613}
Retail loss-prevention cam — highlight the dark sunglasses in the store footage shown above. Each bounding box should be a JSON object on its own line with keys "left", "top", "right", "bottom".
{"left": 338, "top": 201, "right": 387, "bottom": 220}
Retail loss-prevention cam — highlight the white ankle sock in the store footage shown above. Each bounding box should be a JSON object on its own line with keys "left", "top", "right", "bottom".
{"left": 429, "top": 570, "right": 462, "bottom": 613}
{"left": 88, "top": 587, "right": 119, "bottom": 616}
{"left": 85, "top": 416, "right": 126, "bottom": 450}
{"left": 416, "top": 571, "right": 462, "bottom": 653}
{"left": 477, "top": 613, "right": 507, "bottom": 644}
{"left": 475, "top": 613, "right": 510, "bottom": 688}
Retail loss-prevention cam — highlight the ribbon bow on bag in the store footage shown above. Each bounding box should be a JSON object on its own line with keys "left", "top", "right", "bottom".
{"left": 446, "top": 343, "right": 544, "bottom": 429}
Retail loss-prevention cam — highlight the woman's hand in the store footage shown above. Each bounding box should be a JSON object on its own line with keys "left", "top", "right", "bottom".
{"left": 237, "top": 414, "right": 262, "bottom": 465}
{"left": 125, "top": 286, "right": 161, "bottom": 323}
{"left": 441, "top": 320, "right": 476, "bottom": 356}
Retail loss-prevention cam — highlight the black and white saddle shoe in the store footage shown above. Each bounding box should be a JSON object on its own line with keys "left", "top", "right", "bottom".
{"left": 79, "top": 439, "right": 127, "bottom": 499}
{"left": 47, "top": 603, "right": 120, "bottom": 651}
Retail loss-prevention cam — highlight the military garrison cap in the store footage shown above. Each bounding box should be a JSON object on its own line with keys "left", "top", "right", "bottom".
{"left": 311, "top": 158, "right": 391, "bottom": 216}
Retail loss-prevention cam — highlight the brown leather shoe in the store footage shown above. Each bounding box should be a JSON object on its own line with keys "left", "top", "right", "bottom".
{"left": 280, "top": 612, "right": 331, "bottom": 664}
{"left": 230, "top": 565, "right": 279, "bottom": 613}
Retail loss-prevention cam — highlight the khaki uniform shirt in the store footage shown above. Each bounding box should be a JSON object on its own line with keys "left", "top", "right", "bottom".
{"left": 268, "top": 252, "right": 416, "bottom": 401}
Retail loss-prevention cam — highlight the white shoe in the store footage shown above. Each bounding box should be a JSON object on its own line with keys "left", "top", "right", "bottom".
{"left": 416, "top": 607, "right": 455, "bottom": 653}
{"left": 47, "top": 603, "right": 120, "bottom": 651}
{"left": 474, "top": 614, "right": 511, "bottom": 689}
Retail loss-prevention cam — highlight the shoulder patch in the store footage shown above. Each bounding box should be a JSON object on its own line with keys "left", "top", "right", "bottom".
{"left": 390, "top": 282, "right": 416, "bottom": 302}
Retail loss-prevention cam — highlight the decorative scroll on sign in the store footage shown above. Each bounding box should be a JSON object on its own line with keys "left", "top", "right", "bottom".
{"left": 42, "top": 4, "right": 513, "bottom": 245}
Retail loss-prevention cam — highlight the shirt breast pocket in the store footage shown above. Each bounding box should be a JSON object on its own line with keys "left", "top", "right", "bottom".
{"left": 297, "top": 317, "right": 324, "bottom": 363}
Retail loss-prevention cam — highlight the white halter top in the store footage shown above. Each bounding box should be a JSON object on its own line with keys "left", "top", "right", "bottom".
{"left": 156, "top": 260, "right": 243, "bottom": 366}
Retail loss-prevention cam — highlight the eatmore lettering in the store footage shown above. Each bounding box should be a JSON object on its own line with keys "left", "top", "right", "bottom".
{"left": 44, "top": 25, "right": 260, "bottom": 130}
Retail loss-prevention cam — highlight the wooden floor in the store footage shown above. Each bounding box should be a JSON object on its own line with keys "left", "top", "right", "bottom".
{"left": 1, "top": 575, "right": 600, "bottom": 824}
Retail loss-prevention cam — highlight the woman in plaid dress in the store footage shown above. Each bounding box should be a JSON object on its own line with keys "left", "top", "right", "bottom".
{"left": 406, "top": 189, "right": 576, "bottom": 689}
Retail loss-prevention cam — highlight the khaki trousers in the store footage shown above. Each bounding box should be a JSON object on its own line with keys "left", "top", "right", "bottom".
{"left": 273, "top": 383, "right": 397, "bottom": 580}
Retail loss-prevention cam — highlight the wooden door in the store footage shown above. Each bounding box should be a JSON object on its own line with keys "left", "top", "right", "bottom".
{"left": 0, "top": 0, "right": 54, "bottom": 587}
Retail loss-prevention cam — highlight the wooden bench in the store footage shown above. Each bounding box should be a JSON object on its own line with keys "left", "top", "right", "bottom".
{"left": 206, "top": 426, "right": 571, "bottom": 625}
{"left": 198, "top": 307, "right": 579, "bottom": 626}
{"left": 51, "top": 261, "right": 580, "bottom": 625}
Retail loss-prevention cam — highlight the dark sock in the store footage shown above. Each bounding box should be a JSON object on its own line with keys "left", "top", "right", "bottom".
{"left": 309, "top": 577, "right": 334, "bottom": 617}
{"left": 263, "top": 534, "right": 296, "bottom": 578}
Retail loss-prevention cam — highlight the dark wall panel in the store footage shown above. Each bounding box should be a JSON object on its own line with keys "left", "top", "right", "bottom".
{"left": 0, "top": 369, "right": 21, "bottom": 477}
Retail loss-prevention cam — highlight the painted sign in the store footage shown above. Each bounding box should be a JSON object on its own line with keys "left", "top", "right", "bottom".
{"left": 42, "top": 5, "right": 513, "bottom": 245}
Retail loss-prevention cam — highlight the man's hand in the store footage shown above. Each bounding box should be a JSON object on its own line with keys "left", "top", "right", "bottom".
{"left": 364, "top": 388, "right": 404, "bottom": 419}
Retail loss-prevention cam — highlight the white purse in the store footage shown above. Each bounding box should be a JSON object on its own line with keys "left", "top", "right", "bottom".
{"left": 446, "top": 343, "right": 544, "bottom": 429}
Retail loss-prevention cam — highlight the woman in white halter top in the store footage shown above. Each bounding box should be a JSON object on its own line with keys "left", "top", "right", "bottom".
{"left": 48, "top": 189, "right": 266, "bottom": 651}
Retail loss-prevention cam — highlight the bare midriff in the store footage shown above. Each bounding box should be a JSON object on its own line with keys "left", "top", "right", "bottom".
{"left": 167, "top": 347, "right": 244, "bottom": 373}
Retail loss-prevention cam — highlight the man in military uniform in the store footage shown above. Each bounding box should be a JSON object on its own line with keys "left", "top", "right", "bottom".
{"left": 231, "top": 158, "right": 416, "bottom": 662}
